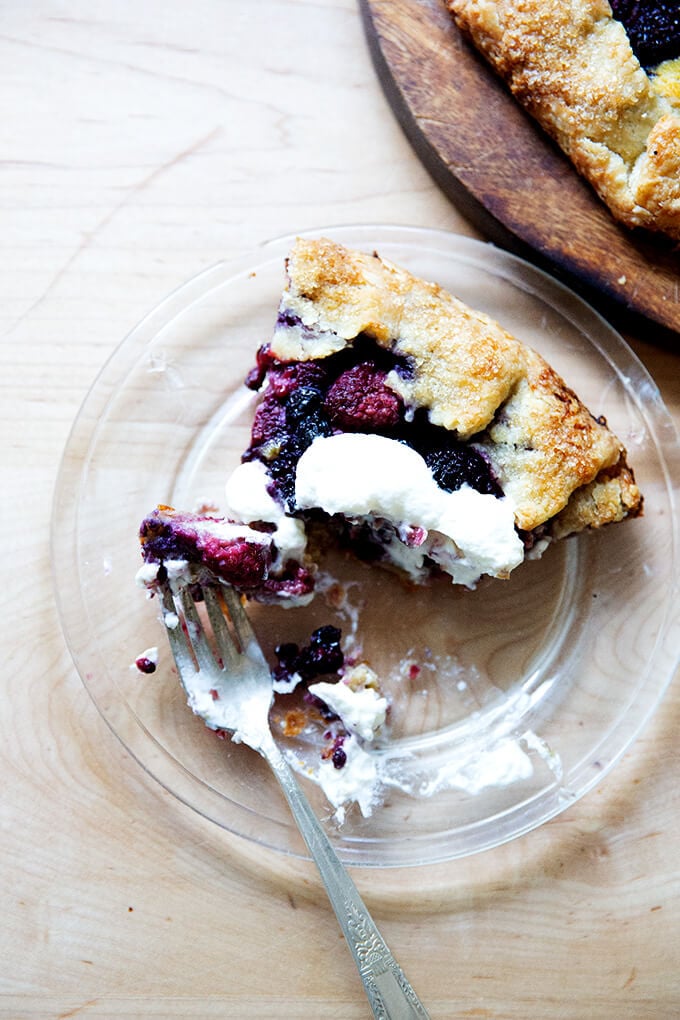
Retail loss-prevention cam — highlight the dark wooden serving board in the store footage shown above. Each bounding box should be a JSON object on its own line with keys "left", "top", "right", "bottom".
{"left": 361, "top": 0, "right": 680, "bottom": 344}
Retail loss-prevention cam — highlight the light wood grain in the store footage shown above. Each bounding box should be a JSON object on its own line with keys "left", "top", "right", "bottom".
{"left": 2, "top": 2, "right": 679, "bottom": 1018}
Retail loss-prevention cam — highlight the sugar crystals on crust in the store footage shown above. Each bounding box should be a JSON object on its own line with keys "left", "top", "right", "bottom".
{"left": 448, "top": 0, "right": 680, "bottom": 240}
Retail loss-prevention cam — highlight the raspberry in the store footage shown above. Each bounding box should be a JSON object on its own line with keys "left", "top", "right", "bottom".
{"left": 324, "top": 363, "right": 403, "bottom": 431}
{"left": 261, "top": 562, "right": 316, "bottom": 601}
{"left": 139, "top": 510, "right": 273, "bottom": 589}
{"left": 249, "top": 395, "right": 286, "bottom": 447}
{"left": 199, "top": 537, "right": 271, "bottom": 589}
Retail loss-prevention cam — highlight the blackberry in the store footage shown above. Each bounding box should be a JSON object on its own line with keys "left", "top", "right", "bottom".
{"left": 265, "top": 445, "right": 297, "bottom": 506}
{"left": 424, "top": 444, "right": 502, "bottom": 496}
{"left": 310, "top": 624, "right": 341, "bottom": 647}
{"left": 273, "top": 625, "right": 344, "bottom": 685}
{"left": 274, "top": 641, "right": 299, "bottom": 670}
{"left": 295, "top": 626, "right": 343, "bottom": 680}
{"left": 267, "top": 405, "right": 333, "bottom": 508}
{"left": 295, "top": 409, "right": 333, "bottom": 449}
{"left": 610, "top": 1, "right": 680, "bottom": 66}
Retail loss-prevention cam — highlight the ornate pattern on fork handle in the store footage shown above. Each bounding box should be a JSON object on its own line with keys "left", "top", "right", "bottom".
{"left": 345, "top": 900, "right": 431, "bottom": 1017}
{"left": 267, "top": 736, "right": 431, "bottom": 1019}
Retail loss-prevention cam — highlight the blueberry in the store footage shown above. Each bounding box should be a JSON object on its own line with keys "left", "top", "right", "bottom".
{"left": 285, "top": 386, "right": 323, "bottom": 426}
{"left": 276, "top": 310, "right": 303, "bottom": 330}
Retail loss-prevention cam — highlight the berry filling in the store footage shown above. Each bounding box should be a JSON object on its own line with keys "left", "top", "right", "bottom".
{"left": 321, "top": 734, "right": 348, "bottom": 770}
{"left": 610, "top": 0, "right": 680, "bottom": 68}
{"left": 260, "top": 561, "right": 316, "bottom": 602}
{"left": 135, "top": 654, "right": 157, "bottom": 675}
{"left": 421, "top": 439, "right": 502, "bottom": 498}
{"left": 331, "top": 743, "right": 347, "bottom": 770}
{"left": 324, "top": 362, "right": 403, "bottom": 431}
{"left": 243, "top": 335, "right": 503, "bottom": 513}
{"left": 140, "top": 508, "right": 287, "bottom": 592}
{"left": 273, "top": 625, "right": 344, "bottom": 687}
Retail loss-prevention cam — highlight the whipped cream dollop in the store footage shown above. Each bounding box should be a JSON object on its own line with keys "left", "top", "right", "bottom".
{"left": 294, "top": 433, "right": 524, "bottom": 587}
{"left": 307, "top": 681, "right": 387, "bottom": 743}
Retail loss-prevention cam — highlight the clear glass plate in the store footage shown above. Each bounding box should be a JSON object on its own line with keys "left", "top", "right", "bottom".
{"left": 51, "top": 225, "right": 680, "bottom": 867}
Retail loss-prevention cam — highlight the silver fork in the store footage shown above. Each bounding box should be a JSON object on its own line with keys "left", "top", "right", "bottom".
{"left": 160, "top": 579, "right": 431, "bottom": 1019}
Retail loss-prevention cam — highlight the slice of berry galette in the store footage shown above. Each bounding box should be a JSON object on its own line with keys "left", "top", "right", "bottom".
{"left": 136, "top": 237, "right": 642, "bottom": 820}
{"left": 138, "top": 237, "right": 642, "bottom": 604}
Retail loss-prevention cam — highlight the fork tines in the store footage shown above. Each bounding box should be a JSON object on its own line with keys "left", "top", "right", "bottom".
{"left": 159, "top": 580, "right": 264, "bottom": 677}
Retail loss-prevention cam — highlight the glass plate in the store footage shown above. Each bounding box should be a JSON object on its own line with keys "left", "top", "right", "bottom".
{"left": 52, "top": 225, "right": 680, "bottom": 867}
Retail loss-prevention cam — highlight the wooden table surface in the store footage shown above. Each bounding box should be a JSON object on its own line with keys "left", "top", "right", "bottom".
{"left": 4, "top": 3, "right": 679, "bottom": 1017}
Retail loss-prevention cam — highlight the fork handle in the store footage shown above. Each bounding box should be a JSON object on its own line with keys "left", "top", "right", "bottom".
{"left": 262, "top": 738, "right": 431, "bottom": 1019}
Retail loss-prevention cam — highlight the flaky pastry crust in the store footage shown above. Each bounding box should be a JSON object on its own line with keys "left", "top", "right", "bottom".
{"left": 447, "top": 0, "right": 680, "bottom": 240}
{"left": 270, "top": 238, "right": 642, "bottom": 534}
{"left": 271, "top": 235, "right": 526, "bottom": 437}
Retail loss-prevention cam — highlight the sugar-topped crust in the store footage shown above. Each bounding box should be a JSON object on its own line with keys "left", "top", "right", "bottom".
{"left": 447, "top": 0, "right": 680, "bottom": 240}
{"left": 271, "top": 236, "right": 526, "bottom": 438}
{"left": 269, "top": 237, "right": 641, "bottom": 533}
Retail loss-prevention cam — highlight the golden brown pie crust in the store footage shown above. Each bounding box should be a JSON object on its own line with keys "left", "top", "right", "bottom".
{"left": 270, "top": 237, "right": 642, "bottom": 534}
{"left": 447, "top": 0, "right": 680, "bottom": 240}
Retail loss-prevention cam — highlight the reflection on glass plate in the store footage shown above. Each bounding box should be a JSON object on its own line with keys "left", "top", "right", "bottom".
{"left": 52, "top": 225, "right": 680, "bottom": 867}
